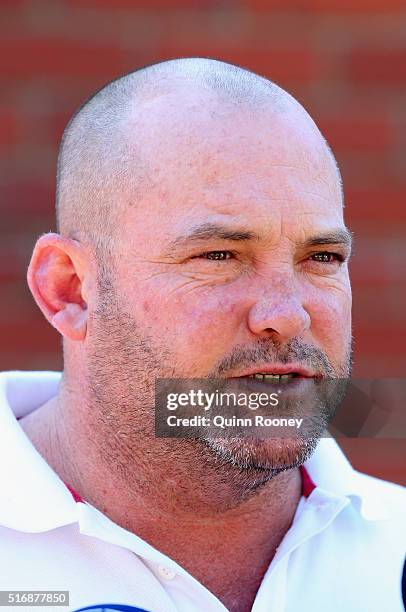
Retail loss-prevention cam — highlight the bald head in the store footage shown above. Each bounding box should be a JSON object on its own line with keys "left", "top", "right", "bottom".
{"left": 56, "top": 57, "right": 341, "bottom": 263}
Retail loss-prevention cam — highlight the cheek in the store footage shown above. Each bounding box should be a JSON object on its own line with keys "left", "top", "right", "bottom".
{"left": 140, "top": 291, "right": 243, "bottom": 375}
{"left": 141, "top": 291, "right": 241, "bottom": 342}
{"left": 174, "top": 293, "right": 244, "bottom": 365}
{"left": 181, "top": 295, "right": 241, "bottom": 344}
{"left": 308, "top": 290, "right": 352, "bottom": 354}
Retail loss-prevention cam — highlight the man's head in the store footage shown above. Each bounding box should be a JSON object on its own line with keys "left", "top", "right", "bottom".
{"left": 28, "top": 58, "right": 352, "bottom": 491}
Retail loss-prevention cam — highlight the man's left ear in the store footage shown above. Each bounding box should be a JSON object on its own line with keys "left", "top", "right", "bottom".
{"left": 27, "top": 233, "right": 90, "bottom": 342}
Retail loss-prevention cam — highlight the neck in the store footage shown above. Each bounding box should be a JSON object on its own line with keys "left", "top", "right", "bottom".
{"left": 20, "top": 385, "right": 302, "bottom": 612}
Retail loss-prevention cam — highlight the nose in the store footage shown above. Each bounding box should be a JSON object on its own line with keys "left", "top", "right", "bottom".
{"left": 247, "top": 275, "right": 311, "bottom": 341}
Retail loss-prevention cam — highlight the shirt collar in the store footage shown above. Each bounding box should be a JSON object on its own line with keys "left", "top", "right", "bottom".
{"left": 0, "top": 371, "right": 79, "bottom": 532}
{"left": 0, "top": 370, "right": 387, "bottom": 533}
{"left": 305, "top": 437, "right": 390, "bottom": 520}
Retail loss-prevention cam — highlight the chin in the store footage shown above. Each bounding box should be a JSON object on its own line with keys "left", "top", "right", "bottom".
{"left": 199, "top": 435, "right": 319, "bottom": 473}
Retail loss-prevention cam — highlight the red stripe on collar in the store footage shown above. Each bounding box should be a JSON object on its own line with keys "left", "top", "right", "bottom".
{"left": 300, "top": 465, "right": 316, "bottom": 498}
{"left": 64, "top": 482, "right": 84, "bottom": 503}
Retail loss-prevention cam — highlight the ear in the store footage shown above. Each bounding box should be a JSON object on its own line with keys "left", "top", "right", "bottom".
{"left": 27, "top": 233, "right": 89, "bottom": 341}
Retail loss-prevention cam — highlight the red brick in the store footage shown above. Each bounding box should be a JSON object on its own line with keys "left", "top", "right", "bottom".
{"left": 315, "top": 0, "right": 406, "bottom": 10}
{"left": 352, "top": 354, "right": 406, "bottom": 378}
{"left": 0, "top": 351, "right": 62, "bottom": 372}
{"left": 351, "top": 260, "right": 406, "bottom": 288}
{"left": 0, "top": 109, "right": 18, "bottom": 147}
{"left": 15, "top": 115, "right": 63, "bottom": 153}
{"left": 153, "top": 45, "right": 319, "bottom": 83}
{"left": 354, "top": 328, "right": 406, "bottom": 354}
{"left": 68, "top": 0, "right": 215, "bottom": 6}
{"left": 0, "top": 181, "right": 54, "bottom": 214}
{"left": 349, "top": 49, "right": 406, "bottom": 86}
{"left": 0, "top": 250, "right": 28, "bottom": 283}
{"left": 0, "top": 268, "right": 22, "bottom": 284}
{"left": 0, "top": 348, "right": 62, "bottom": 372}
{"left": 0, "top": 318, "right": 60, "bottom": 354}
{"left": 345, "top": 188, "right": 406, "bottom": 223}
{"left": 246, "top": 0, "right": 406, "bottom": 12}
{"left": 50, "top": 111, "right": 74, "bottom": 144}
{"left": 0, "top": 38, "right": 127, "bottom": 78}
{"left": 321, "top": 118, "right": 393, "bottom": 151}
{"left": 339, "top": 440, "right": 405, "bottom": 486}
{"left": 352, "top": 288, "right": 406, "bottom": 330}
{"left": 338, "top": 152, "right": 400, "bottom": 191}
{"left": 0, "top": 0, "right": 25, "bottom": 6}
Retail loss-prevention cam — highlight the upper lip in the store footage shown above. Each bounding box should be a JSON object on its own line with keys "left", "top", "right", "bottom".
{"left": 229, "top": 364, "right": 320, "bottom": 378}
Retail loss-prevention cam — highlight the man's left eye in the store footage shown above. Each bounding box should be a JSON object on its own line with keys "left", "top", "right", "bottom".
{"left": 197, "top": 251, "right": 234, "bottom": 261}
{"left": 310, "top": 252, "right": 343, "bottom": 263}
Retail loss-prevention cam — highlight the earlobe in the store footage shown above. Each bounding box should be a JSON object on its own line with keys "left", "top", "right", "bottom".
{"left": 51, "top": 303, "right": 87, "bottom": 341}
{"left": 27, "top": 233, "right": 89, "bottom": 342}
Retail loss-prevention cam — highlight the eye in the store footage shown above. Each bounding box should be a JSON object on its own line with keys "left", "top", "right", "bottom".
{"left": 310, "top": 252, "right": 344, "bottom": 263}
{"left": 195, "top": 250, "right": 234, "bottom": 261}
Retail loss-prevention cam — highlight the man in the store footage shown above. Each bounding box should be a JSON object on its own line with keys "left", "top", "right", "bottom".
{"left": 0, "top": 58, "right": 404, "bottom": 612}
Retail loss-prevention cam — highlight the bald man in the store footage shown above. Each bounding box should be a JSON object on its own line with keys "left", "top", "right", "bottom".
{"left": 0, "top": 58, "right": 404, "bottom": 612}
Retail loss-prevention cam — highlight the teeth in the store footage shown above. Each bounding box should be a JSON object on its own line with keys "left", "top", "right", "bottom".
{"left": 249, "top": 373, "right": 296, "bottom": 382}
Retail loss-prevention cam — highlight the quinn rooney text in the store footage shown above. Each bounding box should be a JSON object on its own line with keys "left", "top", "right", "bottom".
{"left": 166, "top": 415, "right": 304, "bottom": 429}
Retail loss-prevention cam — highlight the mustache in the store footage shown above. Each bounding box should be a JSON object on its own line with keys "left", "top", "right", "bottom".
{"left": 209, "top": 337, "right": 341, "bottom": 377}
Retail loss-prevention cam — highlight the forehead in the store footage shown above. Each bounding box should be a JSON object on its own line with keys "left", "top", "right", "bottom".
{"left": 120, "top": 90, "right": 343, "bottom": 245}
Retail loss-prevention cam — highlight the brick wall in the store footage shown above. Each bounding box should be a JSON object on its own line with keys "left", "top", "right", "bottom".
{"left": 1, "top": 0, "right": 405, "bottom": 483}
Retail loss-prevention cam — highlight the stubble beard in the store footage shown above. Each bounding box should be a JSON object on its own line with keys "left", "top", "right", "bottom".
{"left": 198, "top": 338, "right": 352, "bottom": 486}
{"left": 87, "top": 274, "right": 352, "bottom": 495}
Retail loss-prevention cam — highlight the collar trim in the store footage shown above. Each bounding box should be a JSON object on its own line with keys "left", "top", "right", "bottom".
{"left": 300, "top": 465, "right": 316, "bottom": 498}
{"left": 64, "top": 482, "right": 84, "bottom": 504}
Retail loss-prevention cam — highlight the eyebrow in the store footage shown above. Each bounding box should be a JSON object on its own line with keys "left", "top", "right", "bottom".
{"left": 171, "top": 223, "right": 259, "bottom": 247}
{"left": 169, "top": 223, "right": 353, "bottom": 252}
{"left": 304, "top": 229, "right": 353, "bottom": 251}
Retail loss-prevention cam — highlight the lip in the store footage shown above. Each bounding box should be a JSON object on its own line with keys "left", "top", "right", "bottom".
{"left": 229, "top": 364, "right": 320, "bottom": 378}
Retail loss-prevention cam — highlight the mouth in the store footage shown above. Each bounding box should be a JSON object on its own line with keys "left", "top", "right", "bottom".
{"left": 230, "top": 365, "right": 319, "bottom": 383}
{"left": 244, "top": 372, "right": 300, "bottom": 383}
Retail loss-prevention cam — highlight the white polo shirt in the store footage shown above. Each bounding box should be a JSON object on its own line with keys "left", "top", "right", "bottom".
{"left": 0, "top": 370, "right": 405, "bottom": 612}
